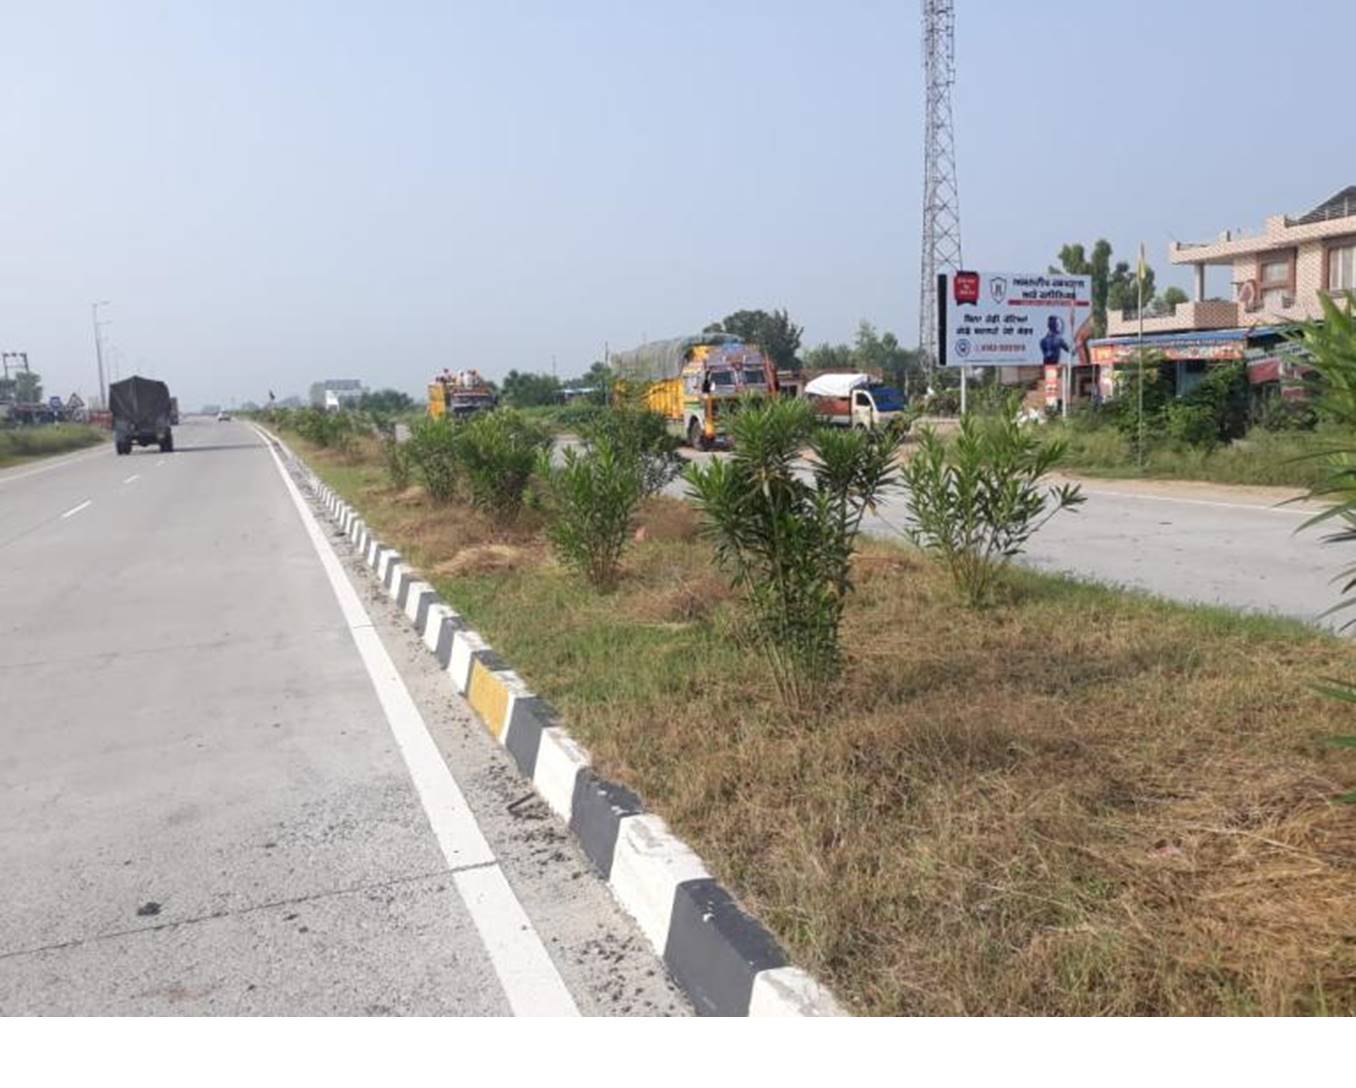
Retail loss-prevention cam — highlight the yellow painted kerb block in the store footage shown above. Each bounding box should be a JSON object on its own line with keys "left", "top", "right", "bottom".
{"left": 467, "top": 660, "right": 511, "bottom": 741}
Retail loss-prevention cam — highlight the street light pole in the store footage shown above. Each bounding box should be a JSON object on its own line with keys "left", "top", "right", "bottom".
{"left": 91, "top": 301, "right": 110, "bottom": 409}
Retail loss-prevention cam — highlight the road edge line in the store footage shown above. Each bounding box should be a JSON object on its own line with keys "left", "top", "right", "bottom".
{"left": 268, "top": 426, "right": 846, "bottom": 1018}
{"left": 251, "top": 423, "right": 579, "bottom": 1018}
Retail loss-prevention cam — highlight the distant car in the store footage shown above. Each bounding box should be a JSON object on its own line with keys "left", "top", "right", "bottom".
{"left": 217, "top": 411, "right": 232, "bottom": 421}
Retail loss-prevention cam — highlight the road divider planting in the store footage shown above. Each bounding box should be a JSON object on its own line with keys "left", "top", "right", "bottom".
{"left": 270, "top": 414, "right": 1356, "bottom": 1017}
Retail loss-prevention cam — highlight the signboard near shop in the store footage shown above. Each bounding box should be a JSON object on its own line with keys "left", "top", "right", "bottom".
{"left": 938, "top": 271, "right": 1093, "bottom": 368}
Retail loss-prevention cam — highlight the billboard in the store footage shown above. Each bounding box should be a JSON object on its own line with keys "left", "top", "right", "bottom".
{"left": 938, "top": 271, "right": 1093, "bottom": 367}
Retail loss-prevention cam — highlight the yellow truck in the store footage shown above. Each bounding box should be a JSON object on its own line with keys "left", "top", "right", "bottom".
{"left": 610, "top": 334, "right": 777, "bottom": 448}
{"left": 427, "top": 368, "right": 497, "bottom": 420}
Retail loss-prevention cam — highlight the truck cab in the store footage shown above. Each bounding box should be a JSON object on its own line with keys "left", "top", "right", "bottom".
{"left": 849, "top": 383, "right": 907, "bottom": 429}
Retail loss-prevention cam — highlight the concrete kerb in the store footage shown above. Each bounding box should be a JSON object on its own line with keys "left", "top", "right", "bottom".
{"left": 268, "top": 429, "right": 844, "bottom": 1018}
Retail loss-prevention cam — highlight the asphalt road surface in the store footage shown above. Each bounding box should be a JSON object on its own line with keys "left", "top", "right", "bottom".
{"left": 0, "top": 418, "right": 685, "bottom": 1015}
{"left": 673, "top": 449, "right": 1344, "bottom": 630}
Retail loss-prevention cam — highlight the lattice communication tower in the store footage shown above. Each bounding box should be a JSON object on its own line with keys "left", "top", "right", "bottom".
{"left": 918, "top": 0, "right": 961, "bottom": 373}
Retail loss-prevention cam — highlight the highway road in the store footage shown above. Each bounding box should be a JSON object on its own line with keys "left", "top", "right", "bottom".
{"left": 0, "top": 418, "right": 684, "bottom": 1015}
{"left": 672, "top": 449, "right": 1345, "bottom": 630}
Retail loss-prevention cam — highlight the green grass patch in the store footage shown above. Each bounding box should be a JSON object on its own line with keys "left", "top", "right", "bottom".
{"left": 1053, "top": 424, "right": 1331, "bottom": 489}
{"left": 0, "top": 425, "right": 108, "bottom": 468}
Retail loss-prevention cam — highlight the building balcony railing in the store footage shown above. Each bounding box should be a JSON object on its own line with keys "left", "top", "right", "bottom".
{"left": 1105, "top": 299, "right": 1239, "bottom": 337}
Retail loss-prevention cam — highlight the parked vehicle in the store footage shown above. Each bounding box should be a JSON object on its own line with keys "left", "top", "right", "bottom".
{"left": 803, "top": 372, "right": 907, "bottom": 430}
{"left": 110, "top": 375, "right": 174, "bottom": 454}
{"left": 610, "top": 334, "right": 778, "bottom": 448}
{"left": 427, "top": 368, "right": 498, "bottom": 420}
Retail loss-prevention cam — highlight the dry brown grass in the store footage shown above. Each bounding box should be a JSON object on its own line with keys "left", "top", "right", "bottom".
{"left": 634, "top": 495, "right": 702, "bottom": 542}
{"left": 296, "top": 430, "right": 1356, "bottom": 1016}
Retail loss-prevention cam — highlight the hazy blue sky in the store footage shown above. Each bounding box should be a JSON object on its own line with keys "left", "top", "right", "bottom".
{"left": 2, "top": 0, "right": 1352, "bottom": 409}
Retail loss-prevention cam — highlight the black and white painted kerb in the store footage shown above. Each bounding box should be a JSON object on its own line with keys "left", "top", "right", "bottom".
{"left": 270, "top": 431, "right": 843, "bottom": 1017}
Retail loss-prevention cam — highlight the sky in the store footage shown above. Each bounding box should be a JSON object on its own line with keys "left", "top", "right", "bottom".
{"left": 2, "top": 0, "right": 1352, "bottom": 410}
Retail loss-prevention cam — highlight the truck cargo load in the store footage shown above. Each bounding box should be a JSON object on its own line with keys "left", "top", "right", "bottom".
{"left": 110, "top": 375, "right": 174, "bottom": 454}
{"left": 427, "top": 368, "right": 497, "bottom": 420}
{"left": 611, "top": 334, "right": 777, "bottom": 448}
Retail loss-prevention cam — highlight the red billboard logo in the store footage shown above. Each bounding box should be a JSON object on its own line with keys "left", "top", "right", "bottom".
{"left": 953, "top": 270, "right": 980, "bottom": 306}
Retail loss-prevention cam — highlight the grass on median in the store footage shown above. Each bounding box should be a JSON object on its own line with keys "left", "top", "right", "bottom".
{"left": 0, "top": 424, "right": 108, "bottom": 468}
{"left": 1052, "top": 424, "right": 1330, "bottom": 489}
{"left": 292, "top": 430, "right": 1356, "bottom": 1016}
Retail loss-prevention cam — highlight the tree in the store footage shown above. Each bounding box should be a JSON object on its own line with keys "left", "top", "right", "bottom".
{"left": 501, "top": 369, "right": 562, "bottom": 407}
{"left": 704, "top": 308, "right": 803, "bottom": 372}
{"left": 853, "top": 321, "right": 923, "bottom": 395}
{"left": 567, "top": 360, "right": 614, "bottom": 404}
{"left": 803, "top": 325, "right": 923, "bottom": 396}
{"left": 1107, "top": 260, "right": 1156, "bottom": 317}
{"left": 359, "top": 388, "right": 415, "bottom": 414}
{"left": 803, "top": 342, "right": 855, "bottom": 372}
{"left": 15, "top": 370, "right": 42, "bottom": 403}
{"left": 1155, "top": 286, "right": 1189, "bottom": 315}
{"left": 1054, "top": 240, "right": 1113, "bottom": 336}
{"left": 1054, "top": 240, "right": 1159, "bottom": 334}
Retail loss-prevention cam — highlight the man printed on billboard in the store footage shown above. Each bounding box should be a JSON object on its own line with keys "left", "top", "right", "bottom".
{"left": 1040, "top": 316, "right": 1070, "bottom": 366}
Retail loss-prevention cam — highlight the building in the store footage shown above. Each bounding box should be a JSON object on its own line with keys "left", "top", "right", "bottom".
{"left": 309, "top": 379, "right": 365, "bottom": 410}
{"left": 1091, "top": 186, "right": 1356, "bottom": 400}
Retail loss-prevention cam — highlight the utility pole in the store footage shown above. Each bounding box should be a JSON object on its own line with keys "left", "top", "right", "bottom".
{"left": 918, "top": 1, "right": 962, "bottom": 394}
{"left": 91, "top": 301, "right": 110, "bottom": 409}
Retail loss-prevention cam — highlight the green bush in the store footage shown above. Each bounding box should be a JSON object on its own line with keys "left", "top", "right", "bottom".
{"left": 538, "top": 437, "right": 644, "bottom": 590}
{"left": 456, "top": 409, "right": 553, "bottom": 518}
{"left": 685, "top": 398, "right": 903, "bottom": 709}
{"left": 381, "top": 434, "right": 414, "bottom": 491}
{"left": 407, "top": 417, "right": 463, "bottom": 503}
{"left": 294, "top": 406, "right": 363, "bottom": 453}
{"left": 1165, "top": 401, "right": 1219, "bottom": 447}
{"left": 1255, "top": 395, "right": 1317, "bottom": 433}
{"left": 900, "top": 406, "right": 1084, "bottom": 607}
{"left": 579, "top": 405, "right": 682, "bottom": 498}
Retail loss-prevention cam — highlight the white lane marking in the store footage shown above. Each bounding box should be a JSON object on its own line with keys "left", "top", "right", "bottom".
{"left": 60, "top": 499, "right": 92, "bottom": 519}
{"left": 0, "top": 443, "right": 111, "bottom": 487}
{"left": 155, "top": 460, "right": 165, "bottom": 467}
{"left": 1075, "top": 486, "right": 1315, "bottom": 517}
{"left": 251, "top": 424, "right": 579, "bottom": 1017}
{"left": 123, "top": 474, "right": 140, "bottom": 484}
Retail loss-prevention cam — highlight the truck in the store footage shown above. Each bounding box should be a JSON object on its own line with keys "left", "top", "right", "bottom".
{"left": 428, "top": 369, "right": 498, "bottom": 420}
{"left": 110, "top": 375, "right": 174, "bottom": 454}
{"left": 802, "top": 372, "right": 907, "bottom": 431}
{"left": 610, "top": 334, "right": 777, "bottom": 449}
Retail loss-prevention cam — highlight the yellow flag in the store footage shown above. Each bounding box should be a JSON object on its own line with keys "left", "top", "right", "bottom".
{"left": 1137, "top": 242, "right": 1147, "bottom": 285}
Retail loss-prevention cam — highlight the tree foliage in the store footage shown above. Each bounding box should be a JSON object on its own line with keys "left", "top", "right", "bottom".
{"left": 1053, "top": 239, "right": 1159, "bottom": 336}
{"left": 359, "top": 388, "right": 415, "bottom": 415}
{"left": 15, "top": 370, "right": 43, "bottom": 403}
{"left": 704, "top": 308, "right": 803, "bottom": 372}
{"left": 502, "top": 369, "right": 563, "bottom": 407}
{"left": 802, "top": 321, "right": 922, "bottom": 395}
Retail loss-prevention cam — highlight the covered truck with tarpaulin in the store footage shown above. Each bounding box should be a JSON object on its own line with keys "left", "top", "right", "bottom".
{"left": 610, "top": 333, "right": 777, "bottom": 448}
{"left": 802, "top": 372, "right": 907, "bottom": 430}
{"left": 109, "top": 375, "right": 174, "bottom": 454}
